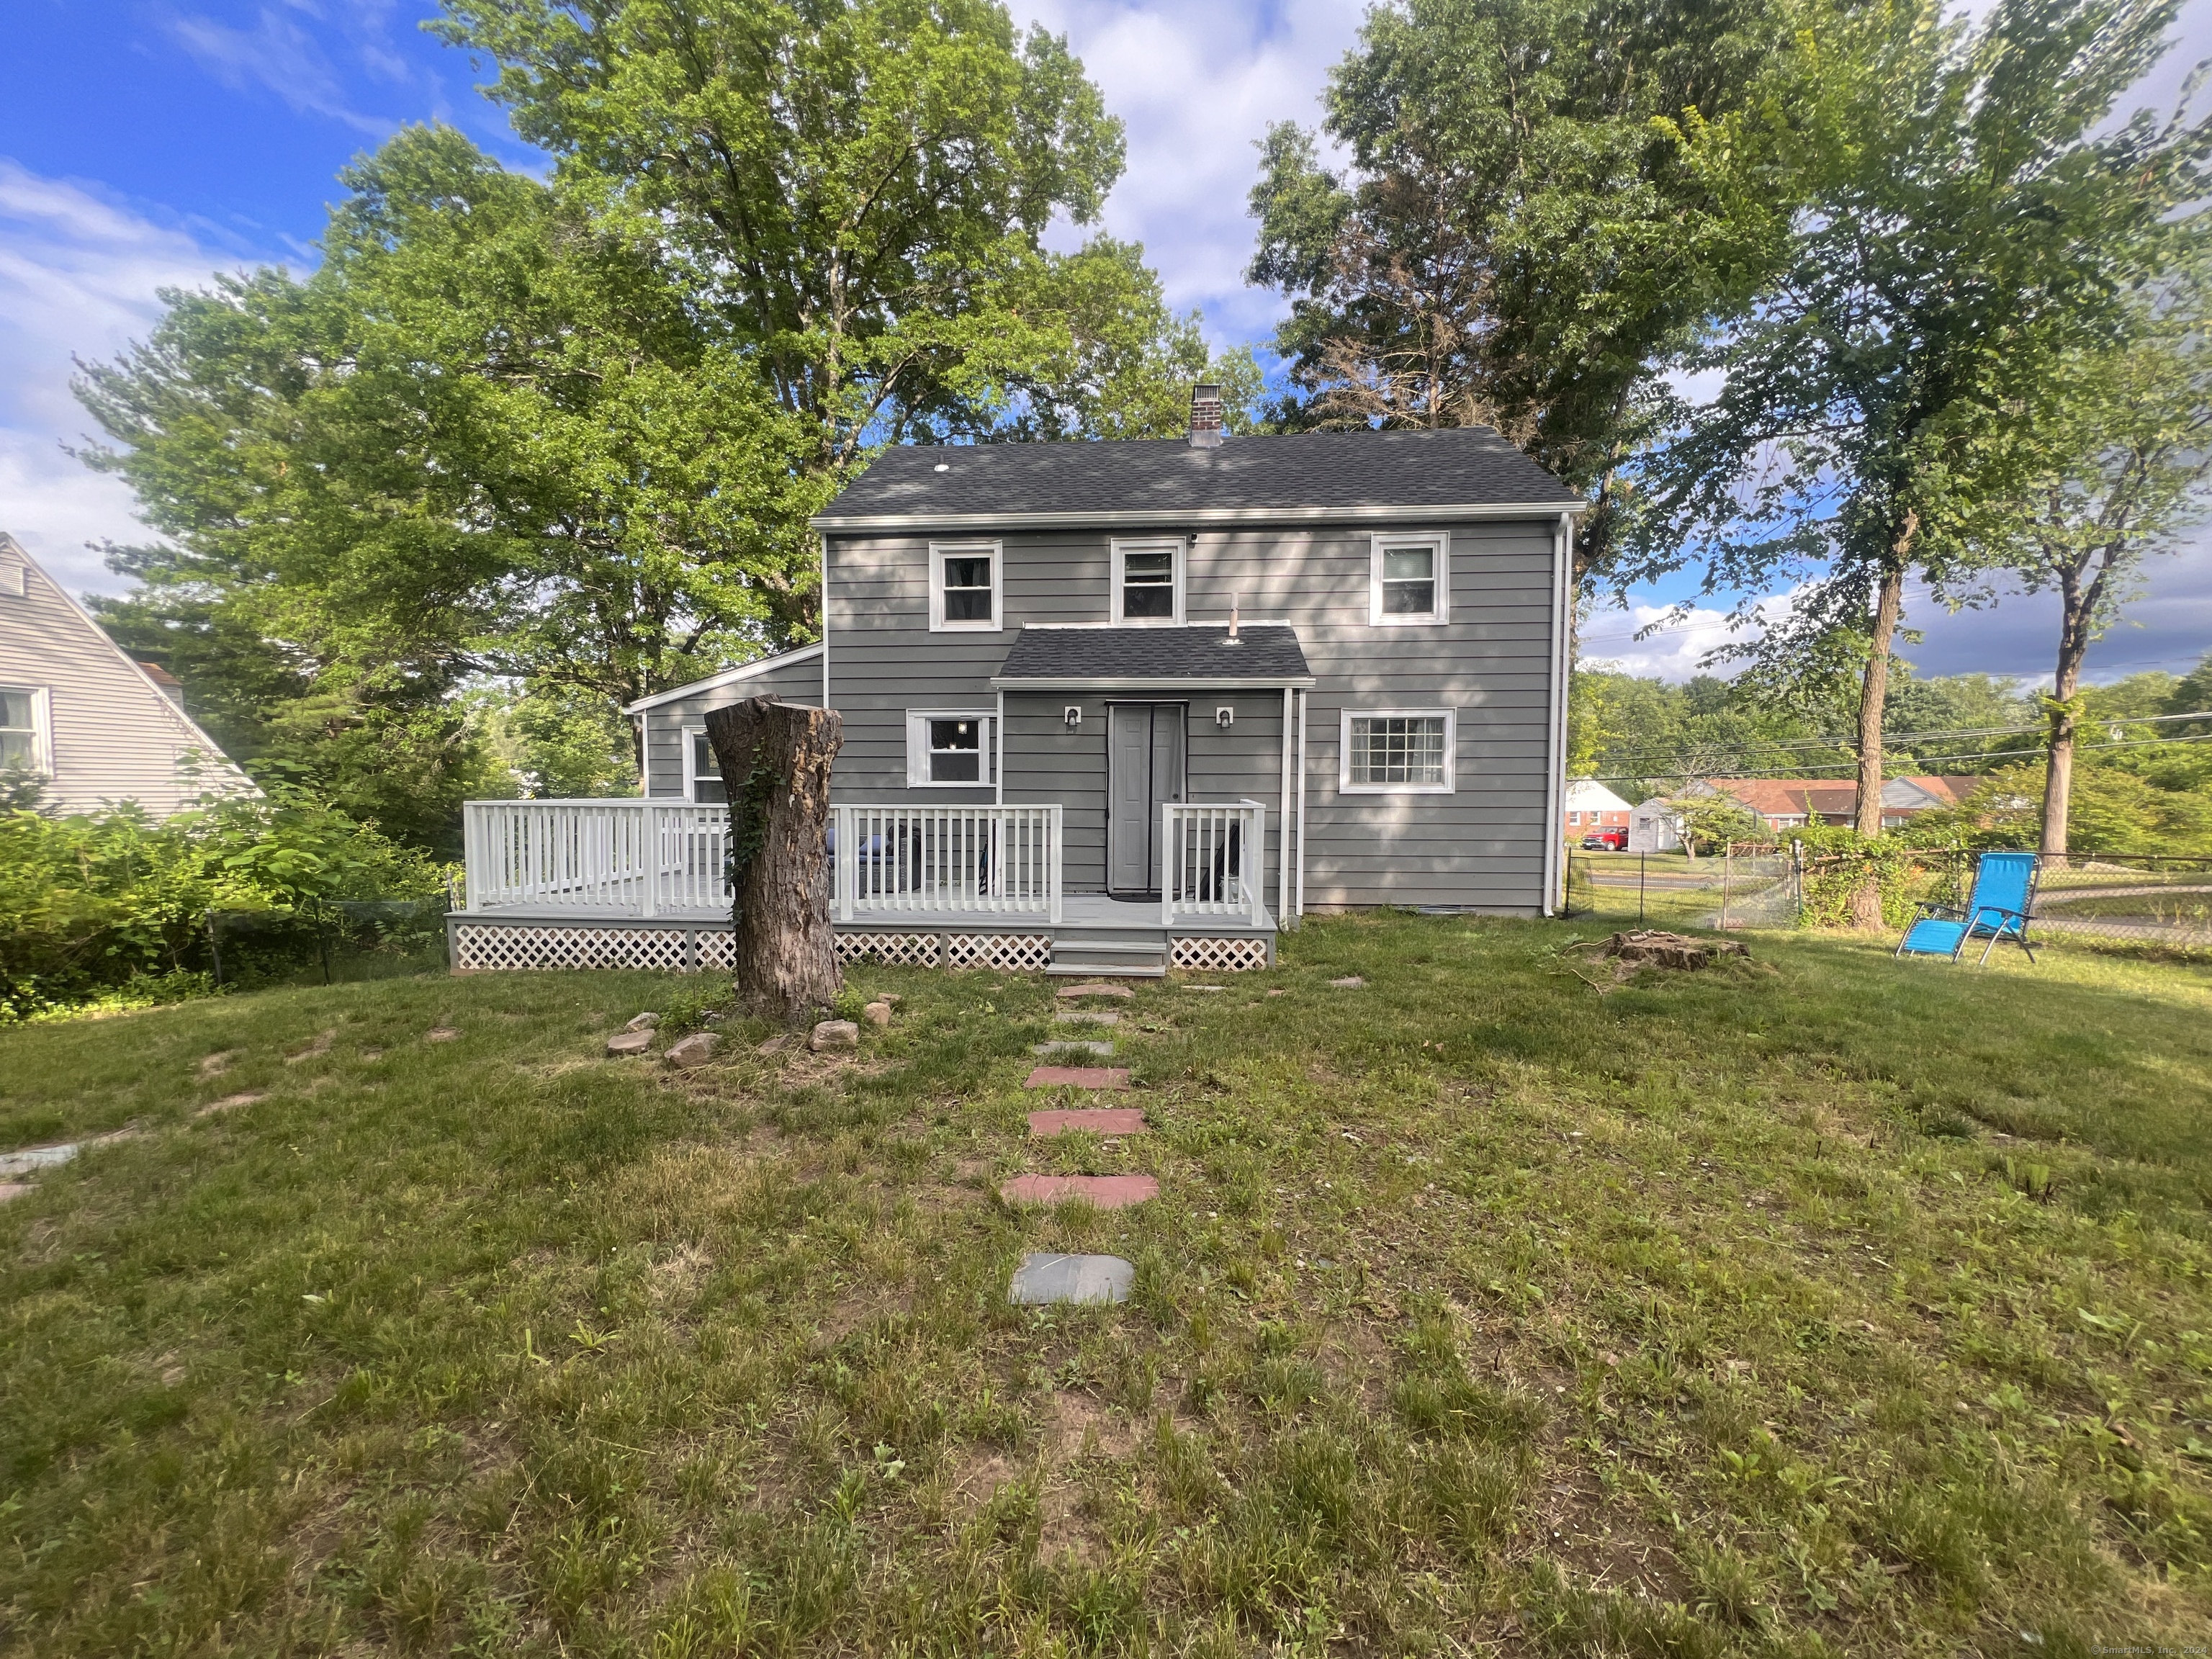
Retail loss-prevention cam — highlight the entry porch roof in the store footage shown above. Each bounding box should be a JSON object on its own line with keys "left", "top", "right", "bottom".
{"left": 989, "top": 624, "right": 1313, "bottom": 691}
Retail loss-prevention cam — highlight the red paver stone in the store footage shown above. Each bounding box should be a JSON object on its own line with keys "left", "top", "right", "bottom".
{"left": 999, "top": 1174, "right": 1159, "bottom": 1209}
{"left": 1028, "top": 1108, "right": 1149, "bottom": 1138}
{"left": 1025, "top": 1066, "right": 1130, "bottom": 1090}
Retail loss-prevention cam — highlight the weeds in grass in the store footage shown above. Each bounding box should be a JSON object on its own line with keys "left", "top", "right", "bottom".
{"left": 0, "top": 923, "right": 2208, "bottom": 1653}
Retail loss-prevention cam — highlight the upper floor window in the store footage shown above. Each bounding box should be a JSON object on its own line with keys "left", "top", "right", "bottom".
{"left": 930, "top": 541, "right": 1002, "bottom": 631}
{"left": 1112, "top": 538, "right": 1184, "bottom": 625}
{"left": 1, "top": 687, "right": 46, "bottom": 775}
{"left": 1341, "top": 709, "right": 1455, "bottom": 793}
{"left": 1370, "top": 533, "right": 1449, "bottom": 625}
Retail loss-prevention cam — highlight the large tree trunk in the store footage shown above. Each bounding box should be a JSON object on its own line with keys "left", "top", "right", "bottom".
{"left": 703, "top": 696, "right": 844, "bottom": 1022}
{"left": 2041, "top": 561, "right": 2096, "bottom": 866}
{"left": 1848, "top": 521, "right": 1913, "bottom": 929}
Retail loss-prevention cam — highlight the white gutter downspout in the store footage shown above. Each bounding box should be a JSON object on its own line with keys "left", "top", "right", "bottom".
{"left": 1279, "top": 686, "right": 1293, "bottom": 925}
{"left": 820, "top": 534, "right": 832, "bottom": 710}
{"left": 1295, "top": 690, "right": 1308, "bottom": 922}
{"left": 1542, "top": 511, "right": 1575, "bottom": 917}
{"left": 994, "top": 688, "right": 1006, "bottom": 806}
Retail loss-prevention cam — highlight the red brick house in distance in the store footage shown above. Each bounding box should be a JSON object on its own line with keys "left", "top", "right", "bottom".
{"left": 1563, "top": 780, "right": 1632, "bottom": 839}
{"left": 1688, "top": 775, "right": 1980, "bottom": 831}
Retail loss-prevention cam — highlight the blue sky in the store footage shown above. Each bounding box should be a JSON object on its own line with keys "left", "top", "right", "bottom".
{"left": 3, "top": 0, "right": 2208, "bottom": 685}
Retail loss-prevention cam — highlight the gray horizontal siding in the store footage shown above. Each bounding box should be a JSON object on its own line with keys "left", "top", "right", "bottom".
{"left": 823, "top": 516, "right": 1562, "bottom": 913}
{"left": 641, "top": 654, "right": 823, "bottom": 799}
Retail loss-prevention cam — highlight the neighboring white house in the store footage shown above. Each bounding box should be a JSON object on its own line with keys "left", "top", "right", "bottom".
{"left": 1628, "top": 796, "right": 1683, "bottom": 853}
{"left": 0, "top": 532, "right": 253, "bottom": 815}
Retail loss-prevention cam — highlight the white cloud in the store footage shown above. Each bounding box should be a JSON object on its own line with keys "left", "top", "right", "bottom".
{"left": 1576, "top": 601, "right": 1763, "bottom": 682}
{"left": 1007, "top": 0, "right": 1362, "bottom": 348}
{"left": 0, "top": 160, "right": 272, "bottom": 598}
{"left": 159, "top": 4, "right": 393, "bottom": 135}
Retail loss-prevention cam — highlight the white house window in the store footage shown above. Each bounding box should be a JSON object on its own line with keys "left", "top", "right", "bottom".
{"left": 1370, "top": 533, "right": 1449, "bottom": 624}
{"left": 1341, "top": 709, "right": 1455, "bottom": 793}
{"left": 1112, "top": 539, "right": 1183, "bottom": 624}
{"left": 0, "top": 688, "right": 45, "bottom": 775}
{"left": 905, "top": 711, "right": 995, "bottom": 786}
{"left": 685, "top": 731, "right": 727, "bottom": 803}
{"left": 930, "top": 541, "right": 1002, "bottom": 631}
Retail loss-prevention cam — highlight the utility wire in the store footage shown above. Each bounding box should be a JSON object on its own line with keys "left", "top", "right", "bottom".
{"left": 1586, "top": 729, "right": 2212, "bottom": 786}
{"left": 1586, "top": 709, "right": 2212, "bottom": 769}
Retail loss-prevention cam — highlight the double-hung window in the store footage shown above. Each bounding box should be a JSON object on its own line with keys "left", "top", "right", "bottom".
{"left": 1370, "top": 533, "right": 1449, "bottom": 624}
{"left": 905, "top": 711, "right": 994, "bottom": 786}
{"left": 1341, "top": 709, "right": 1455, "bottom": 793}
{"left": 1, "top": 688, "right": 46, "bottom": 775}
{"left": 684, "top": 731, "right": 726, "bottom": 803}
{"left": 1112, "top": 539, "right": 1183, "bottom": 624}
{"left": 930, "top": 541, "right": 1002, "bottom": 631}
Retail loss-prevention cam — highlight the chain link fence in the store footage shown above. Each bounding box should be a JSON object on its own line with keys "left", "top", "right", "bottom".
{"left": 1563, "top": 845, "right": 2212, "bottom": 962}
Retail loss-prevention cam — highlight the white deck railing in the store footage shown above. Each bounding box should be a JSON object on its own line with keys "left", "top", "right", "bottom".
{"left": 459, "top": 799, "right": 1064, "bottom": 922}
{"left": 835, "top": 804, "right": 1062, "bottom": 922}
{"left": 1164, "top": 801, "right": 1267, "bottom": 928}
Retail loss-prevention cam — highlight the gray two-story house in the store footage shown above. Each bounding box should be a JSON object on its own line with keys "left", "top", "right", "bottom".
{"left": 449, "top": 390, "right": 1578, "bottom": 976}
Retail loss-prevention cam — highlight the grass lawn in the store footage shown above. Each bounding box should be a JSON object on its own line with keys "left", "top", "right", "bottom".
{"left": 2, "top": 916, "right": 2208, "bottom": 1655}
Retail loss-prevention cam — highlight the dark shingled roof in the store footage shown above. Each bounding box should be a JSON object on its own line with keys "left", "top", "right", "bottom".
{"left": 814, "top": 428, "right": 1578, "bottom": 526}
{"left": 994, "top": 625, "right": 1312, "bottom": 684}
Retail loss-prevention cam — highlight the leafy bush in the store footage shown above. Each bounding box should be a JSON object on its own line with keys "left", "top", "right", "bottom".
{"left": 0, "top": 789, "right": 450, "bottom": 1020}
{"left": 1785, "top": 826, "right": 1948, "bottom": 930}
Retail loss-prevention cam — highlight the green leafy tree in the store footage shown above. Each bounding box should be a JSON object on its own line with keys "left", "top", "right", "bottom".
{"left": 1246, "top": 0, "right": 1794, "bottom": 585}
{"left": 1643, "top": 0, "right": 2212, "bottom": 896}
{"left": 1938, "top": 302, "right": 2212, "bottom": 856}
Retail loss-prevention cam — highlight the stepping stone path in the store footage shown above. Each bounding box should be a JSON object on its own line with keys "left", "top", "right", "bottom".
{"left": 1182, "top": 984, "right": 1226, "bottom": 993}
{"left": 1033, "top": 1040, "right": 1113, "bottom": 1058}
{"left": 1010, "top": 1252, "right": 1135, "bottom": 1305}
{"left": 1056, "top": 982, "right": 1133, "bottom": 999}
{"left": 1025, "top": 1066, "right": 1129, "bottom": 1090}
{"left": 1329, "top": 976, "right": 1365, "bottom": 989}
{"left": 1053, "top": 1009, "right": 1120, "bottom": 1026}
{"left": 999, "top": 1173, "right": 1157, "bottom": 1209}
{"left": 606, "top": 1030, "right": 653, "bottom": 1056}
{"left": 426, "top": 1027, "right": 461, "bottom": 1043}
{"left": 1028, "top": 1107, "right": 1148, "bottom": 1138}
{"left": 197, "top": 1092, "right": 266, "bottom": 1118}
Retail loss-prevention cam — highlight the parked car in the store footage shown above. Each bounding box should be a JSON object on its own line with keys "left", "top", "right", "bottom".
{"left": 1581, "top": 829, "right": 1627, "bottom": 850}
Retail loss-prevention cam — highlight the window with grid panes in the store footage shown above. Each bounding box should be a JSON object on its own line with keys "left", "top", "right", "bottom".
{"left": 1347, "top": 714, "right": 1448, "bottom": 787}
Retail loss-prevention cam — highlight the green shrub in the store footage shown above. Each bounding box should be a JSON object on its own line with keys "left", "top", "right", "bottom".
{"left": 0, "top": 788, "right": 450, "bottom": 1020}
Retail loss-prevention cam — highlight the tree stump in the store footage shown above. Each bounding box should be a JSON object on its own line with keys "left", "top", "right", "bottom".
{"left": 703, "top": 696, "right": 844, "bottom": 1022}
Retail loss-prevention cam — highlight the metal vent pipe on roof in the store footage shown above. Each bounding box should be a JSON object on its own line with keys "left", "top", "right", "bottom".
{"left": 1188, "top": 382, "right": 1223, "bottom": 449}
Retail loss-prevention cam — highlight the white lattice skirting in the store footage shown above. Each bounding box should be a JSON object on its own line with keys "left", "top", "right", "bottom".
{"left": 454, "top": 924, "right": 696, "bottom": 973}
{"left": 835, "top": 932, "right": 942, "bottom": 968}
{"left": 949, "top": 933, "right": 1053, "bottom": 971}
{"left": 1171, "top": 936, "right": 1272, "bottom": 972}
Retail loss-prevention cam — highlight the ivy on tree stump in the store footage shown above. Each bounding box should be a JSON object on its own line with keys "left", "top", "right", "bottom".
{"left": 703, "top": 696, "right": 844, "bottom": 1021}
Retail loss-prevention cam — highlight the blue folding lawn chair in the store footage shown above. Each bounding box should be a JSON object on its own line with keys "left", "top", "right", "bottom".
{"left": 1894, "top": 850, "right": 2040, "bottom": 966}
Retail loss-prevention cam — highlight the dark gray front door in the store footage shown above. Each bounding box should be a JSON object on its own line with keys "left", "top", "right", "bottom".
{"left": 1107, "top": 703, "right": 1186, "bottom": 896}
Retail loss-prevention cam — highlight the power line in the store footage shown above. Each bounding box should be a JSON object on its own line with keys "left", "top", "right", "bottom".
{"left": 1586, "top": 709, "right": 2212, "bottom": 768}
{"left": 1584, "top": 729, "right": 2212, "bottom": 786}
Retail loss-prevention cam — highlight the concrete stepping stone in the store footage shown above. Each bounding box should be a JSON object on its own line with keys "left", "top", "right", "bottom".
{"left": 1056, "top": 983, "right": 1134, "bottom": 1000}
{"left": 999, "top": 1173, "right": 1158, "bottom": 1209}
{"left": 197, "top": 1092, "right": 266, "bottom": 1118}
{"left": 1033, "top": 1040, "right": 1113, "bottom": 1058}
{"left": 1329, "top": 976, "right": 1366, "bottom": 989}
{"left": 1025, "top": 1066, "right": 1130, "bottom": 1090}
{"left": 1010, "top": 1252, "right": 1134, "bottom": 1305}
{"left": 0, "top": 1130, "right": 134, "bottom": 1179}
{"left": 1028, "top": 1108, "right": 1148, "bottom": 1138}
{"left": 665, "top": 1032, "right": 721, "bottom": 1068}
{"left": 606, "top": 1030, "right": 653, "bottom": 1056}
{"left": 1182, "top": 984, "right": 1226, "bottom": 993}
{"left": 1053, "top": 1009, "right": 1121, "bottom": 1025}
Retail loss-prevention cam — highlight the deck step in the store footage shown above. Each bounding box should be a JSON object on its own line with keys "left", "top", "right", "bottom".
{"left": 1048, "top": 930, "right": 1169, "bottom": 979}
{"left": 1045, "top": 963, "right": 1166, "bottom": 978}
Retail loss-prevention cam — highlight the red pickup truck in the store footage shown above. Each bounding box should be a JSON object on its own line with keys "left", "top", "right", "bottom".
{"left": 1579, "top": 828, "right": 1628, "bottom": 850}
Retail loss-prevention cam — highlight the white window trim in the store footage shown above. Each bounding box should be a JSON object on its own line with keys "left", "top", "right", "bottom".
{"left": 680, "top": 726, "right": 726, "bottom": 802}
{"left": 905, "top": 709, "right": 997, "bottom": 788}
{"left": 1369, "top": 531, "right": 1450, "bottom": 626}
{"left": 1110, "top": 536, "right": 1186, "bottom": 626}
{"left": 1339, "top": 707, "right": 1457, "bottom": 794}
{"left": 0, "top": 685, "right": 52, "bottom": 778}
{"left": 929, "top": 540, "right": 1003, "bottom": 632}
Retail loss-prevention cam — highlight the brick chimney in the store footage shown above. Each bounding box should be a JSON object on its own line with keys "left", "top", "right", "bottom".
{"left": 1188, "top": 382, "right": 1223, "bottom": 449}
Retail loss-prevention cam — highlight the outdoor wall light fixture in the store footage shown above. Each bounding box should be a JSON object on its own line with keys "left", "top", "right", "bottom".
{"left": 1215, "top": 706, "right": 1235, "bottom": 728}
{"left": 1064, "top": 705, "right": 1082, "bottom": 729}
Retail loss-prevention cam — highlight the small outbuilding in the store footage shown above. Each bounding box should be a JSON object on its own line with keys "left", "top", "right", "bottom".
{"left": 1628, "top": 797, "right": 1683, "bottom": 853}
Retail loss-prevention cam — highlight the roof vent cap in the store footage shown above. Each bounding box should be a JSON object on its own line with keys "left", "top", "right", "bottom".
{"left": 1188, "top": 382, "right": 1223, "bottom": 449}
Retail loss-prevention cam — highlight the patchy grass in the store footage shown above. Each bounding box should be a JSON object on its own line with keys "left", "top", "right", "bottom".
{"left": 1, "top": 916, "right": 2208, "bottom": 1655}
